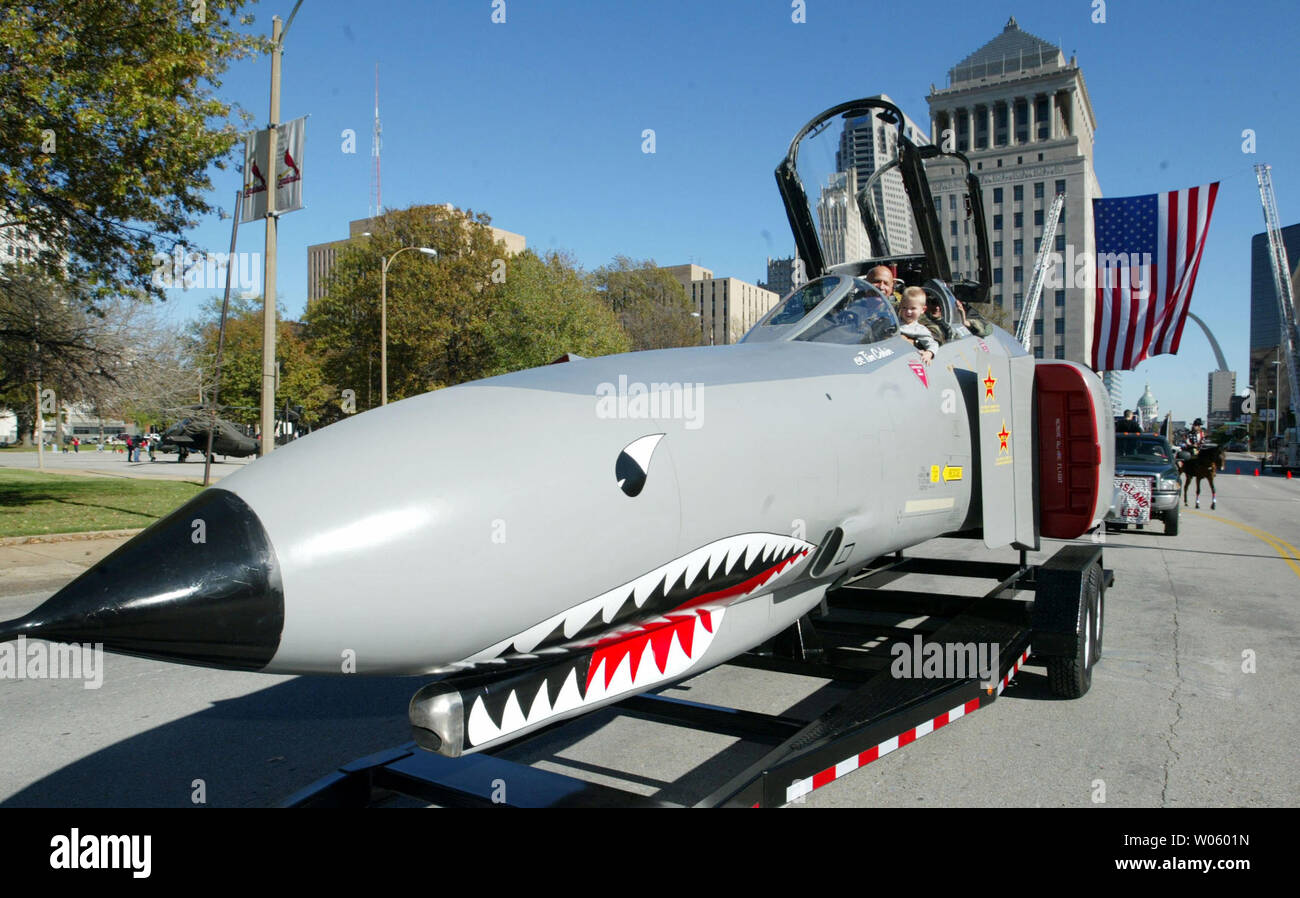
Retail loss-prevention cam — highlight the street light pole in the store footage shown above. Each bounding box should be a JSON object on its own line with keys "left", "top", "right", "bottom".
{"left": 376, "top": 244, "right": 437, "bottom": 406}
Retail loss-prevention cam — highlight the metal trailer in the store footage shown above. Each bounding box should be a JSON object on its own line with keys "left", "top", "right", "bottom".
{"left": 281, "top": 543, "right": 1111, "bottom": 808}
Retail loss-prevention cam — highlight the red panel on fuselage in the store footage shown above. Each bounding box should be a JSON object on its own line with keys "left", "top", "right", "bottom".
{"left": 1035, "top": 362, "right": 1106, "bottom": 539}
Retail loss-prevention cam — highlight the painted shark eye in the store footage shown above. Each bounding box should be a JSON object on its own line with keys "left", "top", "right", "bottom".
{"left": 615, "top": 434, "right": 664, "bottom": 497}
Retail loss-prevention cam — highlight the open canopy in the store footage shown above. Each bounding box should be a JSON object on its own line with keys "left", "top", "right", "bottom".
{"left": 776, "top": 97, "right": 991, "bottom": 304}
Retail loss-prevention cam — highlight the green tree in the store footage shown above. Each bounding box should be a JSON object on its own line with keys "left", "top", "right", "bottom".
{"left": 304, "top": 204, "right": 513, "bottom": 403}
{"left": 979, "top": 301, "right": 1015, "bottom": 332}
{"left": 483, "top": 250, "right": 629, "bottom": 376}
{"left": 188, "top": 294, "right": 330, "bottom": 428}
{"left": 0, "top": 1, "right": 264, "bottom": 306}
{"left": 593, "top": 257, "right": 699, "bottom": 351}
{"left": 0, "top": 266, "right": 197, "bottom": 441}
{"left": 0, "top": 267, "right": 104, "bottom": 397}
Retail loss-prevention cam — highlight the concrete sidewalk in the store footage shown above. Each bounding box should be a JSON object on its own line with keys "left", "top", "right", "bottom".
{"left": 0, "top": 450, "right": 251, "bottom": 482}
{"left": 0, "top": 532, "right": 135, "bottom": 600}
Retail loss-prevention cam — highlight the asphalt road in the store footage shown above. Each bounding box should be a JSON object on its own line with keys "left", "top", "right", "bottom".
{"left": 0, "top": 456, "right": 1296, "bottom": 807}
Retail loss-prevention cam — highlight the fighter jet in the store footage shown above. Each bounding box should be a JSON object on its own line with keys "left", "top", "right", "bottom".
{"left": 0, "top": 98, "right": 1114, "bottom": 758}
{"left": 158, "top": 410, "right": 258, "bottom": 461}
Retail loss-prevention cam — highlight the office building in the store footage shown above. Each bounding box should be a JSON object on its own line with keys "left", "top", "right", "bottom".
{"left": 762, "top": 256, "right": 800, "bottom": 297}
{"left": 1249, "top": 224, "right": 1300, "bottom": 427}
{"left": 1207, "top": 370, "right": 1236, "bottom": 427}
{"left": 817, "top": 169, "right": 871, "bottom": 267}
{"left": 834, "top": 96, "right": 931, "bottom": 256}
{"left": 926, "top": 17, "right": 1102, "bottom": 364}
{"left": 660, "top": 264, "right": 779, "bottom": 345}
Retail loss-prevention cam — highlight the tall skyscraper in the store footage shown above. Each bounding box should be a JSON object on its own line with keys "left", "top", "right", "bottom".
{"left": 817, "top": 170, "right": 870, "bottom": 267}
{"left": 926, "top": 17, "right": 1102, "bottom": 364}
{"left": 1249, "top": 223, "right": 1300, "bottom": 426}
{"left": 1207, "top": 370, "right": 1236, "bottom": 426}
{"left": 762, "top": 256, "right": 800, "bottom": 298}
{"left": 834, "top": 96, "right": 930, "bottom": 256}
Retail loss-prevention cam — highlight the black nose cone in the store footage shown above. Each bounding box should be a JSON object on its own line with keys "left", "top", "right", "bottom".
{"left": 1, "top": 489, "right": 283, "bottom": 671}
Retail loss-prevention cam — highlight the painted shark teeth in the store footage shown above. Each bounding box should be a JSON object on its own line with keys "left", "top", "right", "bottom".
{"left": 463, "top": 532, "right": 814, "bottom": 664}
{"left": 465, "top": 606, "right": 727, "bottom": 748}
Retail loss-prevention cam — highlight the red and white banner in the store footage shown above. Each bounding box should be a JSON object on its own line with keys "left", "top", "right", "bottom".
{"left": 241, "top": 116, "right": 306, "bottom": 222}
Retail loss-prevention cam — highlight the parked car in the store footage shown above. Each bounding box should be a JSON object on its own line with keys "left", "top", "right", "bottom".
{"left": 1226, "top": 440, "right": 1249, "bottom": 452}
{"left": 1106, "top": 433, "right": 1183, "bottom": 535}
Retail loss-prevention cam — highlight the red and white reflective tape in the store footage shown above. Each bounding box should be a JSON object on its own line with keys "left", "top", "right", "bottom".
{"left": 784, "top": 646, "right": 1031, "bottom": 805}
{"left": 996, "top": 646, "right": 1030, "bottom": 696}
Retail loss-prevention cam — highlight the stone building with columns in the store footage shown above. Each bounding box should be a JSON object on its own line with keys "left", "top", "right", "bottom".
{"left": 926, "top": 17, "right": 1102, "bottom": 365}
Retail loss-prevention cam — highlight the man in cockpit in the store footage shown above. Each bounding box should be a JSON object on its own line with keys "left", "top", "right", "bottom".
{"left": 866, "top": 266, "right": 901, "bottom": 304}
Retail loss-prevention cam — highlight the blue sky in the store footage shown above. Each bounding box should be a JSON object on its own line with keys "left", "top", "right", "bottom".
{"left": 161, "top": 0, "right": 1300, "bottom": 424}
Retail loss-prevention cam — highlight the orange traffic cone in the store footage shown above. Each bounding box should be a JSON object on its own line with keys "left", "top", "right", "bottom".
{"left": 1288, "top": 471, "right": 1293, "bottom": 480}
{"left": 1254, "top": 469, "right": 1259, "bottom": 476}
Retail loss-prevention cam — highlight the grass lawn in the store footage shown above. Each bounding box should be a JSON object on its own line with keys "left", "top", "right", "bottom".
{"left": 0, "top": 469, "right": 204, "bottom": 538}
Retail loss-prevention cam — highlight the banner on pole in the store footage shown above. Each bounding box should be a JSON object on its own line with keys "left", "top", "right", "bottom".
{"left": 241, "top": 116, "right": 306, "bottom": 222}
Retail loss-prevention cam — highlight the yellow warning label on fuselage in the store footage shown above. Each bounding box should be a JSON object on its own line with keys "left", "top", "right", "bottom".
{"left": 942, "top": 465, "right": 963, "bottom": 482}
{"left": 930, "top": 465, "right": 941, "bottom": 483}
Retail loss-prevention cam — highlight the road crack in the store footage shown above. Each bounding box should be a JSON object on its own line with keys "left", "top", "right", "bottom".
{"left": 1158, "top": 547, "right": 1184, "bottom": 806}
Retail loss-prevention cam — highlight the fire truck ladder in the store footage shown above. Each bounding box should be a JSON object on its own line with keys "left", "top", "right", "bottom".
{"left": 1015, "top": 192, "right": 1067, "bottom": 350}
{"left": 1256, "top": 164, "right": 1300, "bottom": 454}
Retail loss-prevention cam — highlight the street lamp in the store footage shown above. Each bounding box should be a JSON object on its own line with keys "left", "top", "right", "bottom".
{"left": 373, "top": 243, "right": 437, "bottom": 405}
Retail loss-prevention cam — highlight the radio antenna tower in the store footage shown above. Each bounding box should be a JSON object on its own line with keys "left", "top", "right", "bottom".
{"left": 370, "top": 63, "right": 382, "bottom": 218}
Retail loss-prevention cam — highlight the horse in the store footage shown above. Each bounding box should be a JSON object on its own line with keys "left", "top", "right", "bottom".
{"left": 1181, "top": 443, "right": 1226, "bottom": 509}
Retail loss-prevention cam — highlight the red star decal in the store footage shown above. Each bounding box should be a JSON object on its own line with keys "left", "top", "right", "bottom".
{"left": 997, "top": 422, "right": 1010, "bottom": 453}
{"left": 983, "top": 368, "right": 997, "bottom": 400}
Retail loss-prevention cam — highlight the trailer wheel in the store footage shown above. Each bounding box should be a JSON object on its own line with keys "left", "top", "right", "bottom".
{"left": 1047, "top": 563, "right": 1103, "bottom": 698}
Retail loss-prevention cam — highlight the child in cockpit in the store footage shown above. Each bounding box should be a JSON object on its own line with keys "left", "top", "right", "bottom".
{"left": 897, "top": 287, "right": 937, "bottom": 365}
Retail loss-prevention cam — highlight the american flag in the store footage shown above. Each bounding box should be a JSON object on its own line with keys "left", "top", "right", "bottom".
{"left": 1090, "top": 183, "right": 1219, "bottom": 371}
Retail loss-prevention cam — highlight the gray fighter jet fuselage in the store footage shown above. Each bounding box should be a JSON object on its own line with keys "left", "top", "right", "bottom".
{"left": 0, "top": 99, "right": 1114, "bottom": 758}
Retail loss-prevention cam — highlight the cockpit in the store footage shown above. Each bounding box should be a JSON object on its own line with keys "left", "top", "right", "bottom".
{"left": 741, "top": 275, "right": 899, "bottom": 345}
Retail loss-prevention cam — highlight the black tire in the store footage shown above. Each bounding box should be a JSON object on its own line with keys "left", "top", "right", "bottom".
{"left": 1164, "top": 506, "right": 1180, "bottom": 536}
{"left": 1047, "top": 563, "right": 1103, "bottom": 698}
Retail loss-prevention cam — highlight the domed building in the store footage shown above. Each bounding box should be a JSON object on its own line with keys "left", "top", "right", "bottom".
{"left": 1136, "top": 383, "right": 1159, "bottom": 431}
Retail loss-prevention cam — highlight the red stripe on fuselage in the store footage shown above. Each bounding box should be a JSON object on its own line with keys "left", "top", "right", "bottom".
{"left": 678, "top": 549, "right": 810, "bottom": 611}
